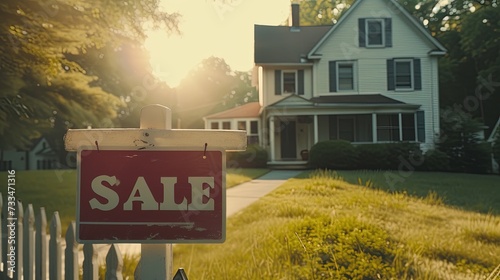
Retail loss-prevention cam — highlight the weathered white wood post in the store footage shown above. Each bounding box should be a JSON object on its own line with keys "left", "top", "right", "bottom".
{"left": 64, "top": 104, "right": 246, "bottom": 279}
{"left": 137, "top": 105, "right": 173, "bottom": 280}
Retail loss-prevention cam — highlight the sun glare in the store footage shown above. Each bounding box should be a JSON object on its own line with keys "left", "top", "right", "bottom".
{"left": 145, "top": 0, "right": 289, "bottom": 87}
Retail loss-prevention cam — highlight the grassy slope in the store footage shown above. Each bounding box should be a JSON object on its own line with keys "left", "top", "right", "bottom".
{"left": 333, "top": 170, "right": 500, "bottom": 214}
{"left": 174, "top": 170, "right": 500, "bottom": 279}
{"left": 0, "top": 168, "right": 269, "bottom": 232}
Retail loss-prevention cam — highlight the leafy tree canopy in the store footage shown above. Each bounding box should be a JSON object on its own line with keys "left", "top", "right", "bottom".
{"left": 0, "top": 0, "right": 179, "bottom": 149}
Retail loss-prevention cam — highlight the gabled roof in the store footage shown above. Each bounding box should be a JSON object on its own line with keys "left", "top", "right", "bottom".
{"left": 267, "top": 94, "right": 313, "bottom": 107}
{"left": 204, "top": 102, "right": 261, "bottom": 119}
{"left": 308, "top": 0, "right": 447, "bottom": 57}
{"left": 254, "top": 25, "right": 331, "bottom": 64}
{"left": 254, "top": 0, "right": 447, "bottom": 65}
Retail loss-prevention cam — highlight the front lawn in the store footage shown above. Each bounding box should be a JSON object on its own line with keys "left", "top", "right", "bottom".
{"left": 174, "top": 170, "right": 500, "bottom": 279}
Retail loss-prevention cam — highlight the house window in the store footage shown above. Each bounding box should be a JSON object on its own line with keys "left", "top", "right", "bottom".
{"left": 329, "top": 114, "right": 372, "bottom": 142}
{"left": 249, "top": 120, "right": 259, "bottom": 145}
{"left": 283, "top": 72, "right": 296, "bottom": 93}
{"left": 250, "top": 121, "right": 258, "bottom": 135}
{"left": 377, "top": 114, "right": 400, "bottom": 142}
{"left": 366, "top": 19, "right": 384, "bottom": 46}
{"left": 237, "top": 121, "right": 246, "bottom": 130}
{"left": 387, "top": 58, "right": 421, "bottom": 91}
{"left": 211, "top": 122, "right": 219, "bottom": 129}
{"left": 338, "top": 63, "right": 355, "bottom": 91}
{"left": 359, "top": 18, "right": 392, "bottom": 48}
{"left": 329, "top": 61, "right": 357, "bottom": 92}
{"left": 275, "top": 70, "right": 304, "bottom": 95}
{"left": 395, "top": 60, "right": 413, "bottom": 90}
{"left": 402, "top": 113, "right": 416, "bottom": 141}
{"left": 222, "top": 121, "right": 231, "bottom": 130}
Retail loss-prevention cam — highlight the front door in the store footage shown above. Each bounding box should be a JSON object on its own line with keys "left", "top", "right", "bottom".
{"left": 280, "top": 120, "right": 297, "bottom": 159}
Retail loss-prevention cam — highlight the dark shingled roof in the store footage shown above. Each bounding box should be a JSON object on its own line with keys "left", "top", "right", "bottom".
{"left": 310, "top": 94, "right": 406, "bottom": 104}
{"left": 254, "top": 25, "right": 331, "bottom": 64}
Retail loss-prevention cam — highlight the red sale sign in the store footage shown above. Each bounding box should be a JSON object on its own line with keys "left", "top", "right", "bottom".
{"left": 77, "top": 149, "right": 225, "bottom": 243}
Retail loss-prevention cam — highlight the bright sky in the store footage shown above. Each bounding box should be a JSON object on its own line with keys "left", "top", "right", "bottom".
{"left": 145, "top": 0, "right": 290, "bottom": 87}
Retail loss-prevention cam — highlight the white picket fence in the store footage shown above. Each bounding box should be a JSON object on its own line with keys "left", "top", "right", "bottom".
{"left": 0, "top": 192, "right": 130, "bottom": 280}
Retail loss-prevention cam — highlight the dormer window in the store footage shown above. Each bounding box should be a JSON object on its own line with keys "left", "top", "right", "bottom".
{"left": 359, "top": 18, "right": 392, "bottom": 48}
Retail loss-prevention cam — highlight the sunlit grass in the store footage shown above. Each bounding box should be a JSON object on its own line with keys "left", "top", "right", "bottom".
{"left": 226, "top": 168, "right": 269, "bottom": 188}
{"left": 173, "top": 170, "right": 500, "bottom": 279}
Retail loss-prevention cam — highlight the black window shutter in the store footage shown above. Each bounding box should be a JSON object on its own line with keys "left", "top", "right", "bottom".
{"left": 416, "top": 111, "right": 425, "bottom": 142}
{"left": 275, "top": 70, "right": 281, "bottom": 95}
{"left": 387, "top": 59, "right": 395, "bottom": 90}
{"left": 385, "top": 18, "right": 392, "bottom": 47}
{"left": 358, "top": 18, "right": 366, "bottom": 47}
{"left": 413, "top": 58, "right": 422, "bottom": 90}
{"left": 329, "top": 61, "right": 337, "bottom": 92}
{"left": 298, "top": 70, "right": 305, "bottom": 95}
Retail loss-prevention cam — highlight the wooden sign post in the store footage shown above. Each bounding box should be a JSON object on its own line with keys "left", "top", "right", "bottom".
{"left": 64, "top": 104, "right": 246, "bottom": 279}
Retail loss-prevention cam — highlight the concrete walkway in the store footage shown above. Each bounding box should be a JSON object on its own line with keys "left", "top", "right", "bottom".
{"left": 112, "top": 170, "right": 302, "bottom": 256}
{"left": 226, "top": 170, "right": 302, "bottom": 216}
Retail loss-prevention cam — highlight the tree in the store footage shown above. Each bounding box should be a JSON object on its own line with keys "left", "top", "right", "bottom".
{"left": 493, "top": 132, "right": 500, "bottom": 165}
{"left": 438, "top": 107, "right": 492, "bottom": 173}
{"left": 0, "top": 0, "right": 179, "bottom": 149}
{"left": 296, "top": 0, "right": 354, "bottom": 26}
{"left": 176, "top": 57, "right": 257, "bottom": 128}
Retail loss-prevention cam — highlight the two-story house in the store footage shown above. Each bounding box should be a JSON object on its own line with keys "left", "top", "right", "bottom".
{"left": 204, "top": 0, "right": 446, "bottom": 166}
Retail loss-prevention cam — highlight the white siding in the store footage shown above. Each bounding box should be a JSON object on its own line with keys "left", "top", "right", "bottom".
{"left": 315, "top": 0, "right": 436, "bottom": 96}
{"left": 261, "top": 66, "right": 313, "bottom": 107}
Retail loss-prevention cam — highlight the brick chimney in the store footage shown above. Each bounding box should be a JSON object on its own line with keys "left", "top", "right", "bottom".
{"left": 290, "top": 3, "right": 300, "bottom": 27}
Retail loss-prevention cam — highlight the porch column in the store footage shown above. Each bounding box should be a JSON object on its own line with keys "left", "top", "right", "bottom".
{"left": 313, "top": 115, "right": 319, "bottom": 144}
{"left": 269, "top": 116, "right": 275, "bottom": 161}
{"left": 372, "top": 113, "right": 377, "bottom": 143}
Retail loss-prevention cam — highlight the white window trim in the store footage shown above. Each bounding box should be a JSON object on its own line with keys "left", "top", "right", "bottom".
{"left": 336, "top": 61, "right": 357, "bottom": 92}
{"left": 365, "top": 19, "right": 385, "bottom": 48}
{"left": 394, "top": 59, "right": 414, "bottom": 91}
{"left": 282, "top": 70, "right": 297, "bottom": 94}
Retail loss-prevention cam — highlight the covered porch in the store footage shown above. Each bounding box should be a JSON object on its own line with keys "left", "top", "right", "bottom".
{"left": 263, "top": 94, "right": 423, "bottom": 165}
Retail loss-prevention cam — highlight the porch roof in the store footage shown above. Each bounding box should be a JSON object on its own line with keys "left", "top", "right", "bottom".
{"left": 204, "top": 102, "right": 261, "bottom": 119}
{"left": 310, "top": 94, "right": 405, "bottom": 104}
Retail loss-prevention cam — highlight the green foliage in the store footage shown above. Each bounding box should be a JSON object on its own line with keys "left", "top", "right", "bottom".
{"left": 310, "top": 141, "right": 421, "bottom": 171}
{"left": 493, "top": 132, "right": 500, "bottom": 164}
{"left": 309, "top": 140, "right": 358, "bottom": 170}
{"left": 296, "top": 0, "right": 354, "bottom": 26}
{"left": 356, "top": 143, "right": 421, "bottom": 170}
{"left": 0, "top": 0, "right": 179, "bottom": 149}
{"left": 176, "top": 57, "right": 257, "bottom": 128}
{"left": 354, "top": 144, "right": 387, "bottom": 170}
{"left": 227, "top": 144, "right": 268, "bottom": 168}
{"left": 285, "top": 216, "right": 401, "bottom": 279}
{"left": 420, "top": 149, "right": 451, "bottom": 172}
{"left": 439, "top": 107, "right": 492, "bottom": 173}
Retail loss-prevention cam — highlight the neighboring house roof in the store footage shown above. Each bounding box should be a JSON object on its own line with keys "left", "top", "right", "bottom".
{"left": 488, "top": 117, "right": 500, "bottom": 142}
{"left": 310, "top": 94, "right": 405, "bottom": 104}
{"left": 254, "top": 25, "right": 331, "bottom": 64}
{"left": 308, "top": 0, "right": 447, "bottom": 58}
{"left": 204, "top": 102, "right": 261, "bottom": 119}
